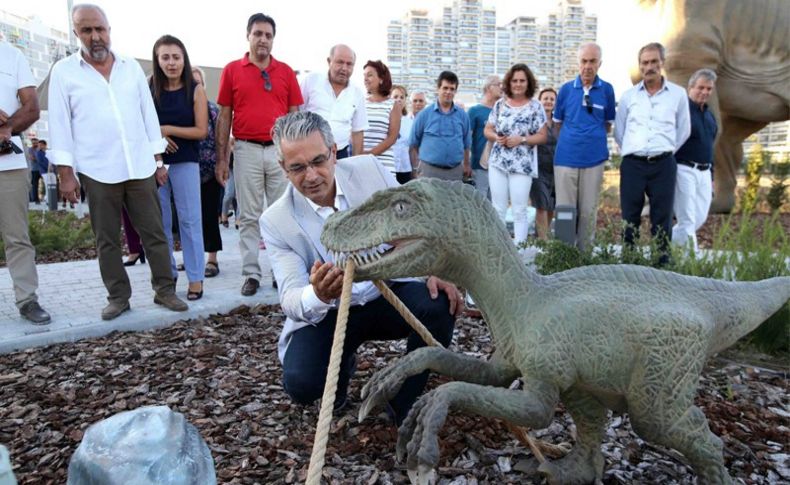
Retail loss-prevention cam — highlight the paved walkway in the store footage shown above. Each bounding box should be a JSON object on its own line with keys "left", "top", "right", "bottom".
{"left": 0, "top": 212, "right": 279, "bottom": 354}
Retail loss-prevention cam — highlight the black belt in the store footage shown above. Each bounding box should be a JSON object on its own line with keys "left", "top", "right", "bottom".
{"left": 677, "top": 160, "right": 711, "bottom": 171}
{"left": 238, "top": 138, "right": 274, "bottom": 147}
{"left": 626, "top": 151, "right": 673, "bottom": 162}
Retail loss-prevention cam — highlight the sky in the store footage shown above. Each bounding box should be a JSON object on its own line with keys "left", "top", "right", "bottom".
{"left": 12, "top": 0, "right": 658, "bottom": 96}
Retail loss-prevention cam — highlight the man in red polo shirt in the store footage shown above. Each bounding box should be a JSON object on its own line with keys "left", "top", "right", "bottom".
{"left": 216, "top": 13, "right": 303, "bottom": 296}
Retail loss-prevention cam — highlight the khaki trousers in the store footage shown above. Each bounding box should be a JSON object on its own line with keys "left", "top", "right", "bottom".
{"left": 234, "top": 141, "right": 286, "bottom": 280}
{"left": 555, "top": 164, "right": 604, "bottom": 250}
{"left": 0, "top": 168, "right": 39, "bottom": 308}
{"left": 80, "top": 174, "right": 175, "bottom": 304}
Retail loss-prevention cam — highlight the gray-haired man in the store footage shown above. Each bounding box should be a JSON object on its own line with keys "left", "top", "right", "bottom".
{"left": 671, "top": 68, "right": 718, "bottom": 250}
{"left": 259, "top": 111, "right": 460, "bottom": 424}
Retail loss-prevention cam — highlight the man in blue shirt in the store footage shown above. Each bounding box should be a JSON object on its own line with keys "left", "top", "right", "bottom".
{"left": 27, "top": 137, "right": 40, "bottom": 203}
{"left": 553, "top": 43, "right": 616, "bottom": 249}
{"left": 671, "top": 69, "right": 718, "bottom": 250}
{"left": 467, "top": 75, "right": 501, "bottom": 198}
{"left": 409, "top": 71, "right": 471, "bottom": 181}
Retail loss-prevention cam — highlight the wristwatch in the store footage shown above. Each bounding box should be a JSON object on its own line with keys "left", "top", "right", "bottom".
{"left": 156, "top": 160, "right": 164, "bottom": 169}
{"left": 521, "top": 136, "right": 527, "bottom": 144}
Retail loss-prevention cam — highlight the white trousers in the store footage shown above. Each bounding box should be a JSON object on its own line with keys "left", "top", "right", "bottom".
{"left": 489, "top": 166, "right": 532, "bottom": 246}
{"left": 672, "top": 164, "right": 712, "bottom": 250}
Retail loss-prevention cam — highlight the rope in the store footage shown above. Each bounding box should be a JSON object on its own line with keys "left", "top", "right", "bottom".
{"left": 305, "top": 260, "right": 356, "bottom": 485}
{"left": 372, "top": 281, "right": 444, "bottom": 348}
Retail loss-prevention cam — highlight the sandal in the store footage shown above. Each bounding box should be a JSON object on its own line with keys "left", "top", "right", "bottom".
{"left": 187, "top": 283, "right": 203, "bottom": 301}
{"left": 204, "top": 261, "right": 220, "bottom": 278}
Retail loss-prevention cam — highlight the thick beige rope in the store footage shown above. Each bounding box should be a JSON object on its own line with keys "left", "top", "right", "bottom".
{"left": 306, "top": 260, "right": 356, "bottom": 485}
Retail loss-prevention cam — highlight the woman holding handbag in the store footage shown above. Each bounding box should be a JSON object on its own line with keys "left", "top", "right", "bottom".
{"left": 484, "top": 63, "right": 547, "bottom": 248}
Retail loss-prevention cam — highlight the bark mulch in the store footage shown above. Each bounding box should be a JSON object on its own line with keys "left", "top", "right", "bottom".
{"left": 0, "top": 305, "right": 787, "bottom": 484}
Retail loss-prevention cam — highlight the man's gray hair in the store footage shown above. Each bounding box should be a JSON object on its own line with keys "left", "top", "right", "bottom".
{"left": 71, "top": 3, "right": 109, "bottom": 22}
{"left": 329, "top": 44, "right": 356, "bottom": 62}
{"left": 577, "top": 42, "right": 602, "bottom": 61}
{"left": 272, "top": 111, "right": 335, "bottom": 162}
{"left": 482, "top": 75, "right": 500, "bottom": 93}
{"left": 410, "top": 90, "right": 427, "bottom": 100}
{"left": 638, "top": 42, "right": 666, "bottom": 62}
{"left": 688, "top": 68, "right": 717, "bottom": 87}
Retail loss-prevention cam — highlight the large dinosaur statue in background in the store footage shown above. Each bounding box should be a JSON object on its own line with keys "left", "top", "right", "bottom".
{"left": 637, "top": 0, "right": 789, "bottom": 213}
{"left": 321, "top": 179, "right": 790, "bottom": 485}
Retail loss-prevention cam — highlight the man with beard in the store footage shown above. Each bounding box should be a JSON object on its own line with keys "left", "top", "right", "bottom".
{"left": 48, "top": 3, "right": 187, "bottom": 320}
{"left": 300, "top": 44, "right": 368, "bottom": 159}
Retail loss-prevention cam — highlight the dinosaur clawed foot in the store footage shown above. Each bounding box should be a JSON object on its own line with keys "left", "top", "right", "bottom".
{"left": 360, "top": 349, "right": 433, "bottom": 422}
{"left": 537, "top": 445, "right": 604, "bottom": 485}
{"left": 395, "top": 386, "right": 455, "bottom": 485}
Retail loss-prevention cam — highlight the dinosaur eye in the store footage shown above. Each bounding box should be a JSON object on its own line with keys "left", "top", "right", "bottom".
{"left": 392, "top": 200, "right": 409, "bottom": 217}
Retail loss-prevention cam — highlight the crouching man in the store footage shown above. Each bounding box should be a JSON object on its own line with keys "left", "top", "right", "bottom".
{"left": 260, "top": 111, "right": 460, "bottom": 424}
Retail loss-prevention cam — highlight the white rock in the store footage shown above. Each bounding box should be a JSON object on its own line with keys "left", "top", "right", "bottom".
{"left": 67, "top": 406, "right": 216, "bottom": 485}
{"left": 0, "top": 445, "right": 17, "bottom": 485}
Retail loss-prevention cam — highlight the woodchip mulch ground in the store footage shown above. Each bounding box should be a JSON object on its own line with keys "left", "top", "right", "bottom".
{"left": 1, "top": 305, "right": 787, "bottom": 484}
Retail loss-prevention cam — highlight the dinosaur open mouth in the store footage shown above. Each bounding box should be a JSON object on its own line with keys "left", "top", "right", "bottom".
{"left": 330, "top": 239, "right": 418, "bottom": 268}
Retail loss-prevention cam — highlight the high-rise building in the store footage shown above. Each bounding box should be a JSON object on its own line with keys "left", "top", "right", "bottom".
{"left": 386, "top": 0, "right": 600, "bottom": 103}
{"left": 388, "top": 1, "right": 499, "bottom": 104}
{"left": 1, "top": 9, "right": 78, "bottom": 138}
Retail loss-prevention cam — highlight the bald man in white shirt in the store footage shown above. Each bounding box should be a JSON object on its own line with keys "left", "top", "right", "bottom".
{"left": 48, "top": 4, "right": 187, "bottom": 319}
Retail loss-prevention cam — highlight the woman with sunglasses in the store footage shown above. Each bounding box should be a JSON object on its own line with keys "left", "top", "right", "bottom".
{"left": 150, "top": 35, "right": 208, "bottom": 300}
{"left": 484, "top": 63, "right": 547, "bottom": 249}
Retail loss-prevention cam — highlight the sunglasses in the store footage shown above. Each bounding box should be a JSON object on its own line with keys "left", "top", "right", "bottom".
{"left": 261, "top": 70, "right": 272, "bottom": 92}
{"left": 584, "top": 93, "right": 592, "bottom": 114}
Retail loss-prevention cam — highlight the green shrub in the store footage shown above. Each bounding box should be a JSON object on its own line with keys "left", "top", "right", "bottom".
{"left": 530, "top": 213, "right": 790, "bottom": 353}
{"left": 766, "top": 160, "right": 789, "bottom": 213}
{"left": 740, "top": 144, "right": 767, "bottom": 213}
{"left": 0, "top": 211, "right": 94, "bottom": 260}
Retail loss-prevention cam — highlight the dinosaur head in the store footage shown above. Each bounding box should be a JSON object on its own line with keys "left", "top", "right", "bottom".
{"left": 321, "top": 178, "right": 506, "bottom": 282}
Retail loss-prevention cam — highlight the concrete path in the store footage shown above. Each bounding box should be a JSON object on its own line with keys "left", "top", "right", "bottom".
{"left": 0, "top": 210, "right": 279, "bottom": 354}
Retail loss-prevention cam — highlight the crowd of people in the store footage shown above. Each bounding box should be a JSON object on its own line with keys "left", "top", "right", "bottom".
{"left": 1, "top": 6, "right": 719, "bottom": 423}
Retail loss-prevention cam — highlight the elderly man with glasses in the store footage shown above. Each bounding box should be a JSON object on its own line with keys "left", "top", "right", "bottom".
{"left": 552, "top": 42, "right": 616, "bottom": 250}
{"left": 215, "top": 12, "right": 303, "bottom": 296}
{"left": 259, "top": 111, "right": 461, "bottom": 425}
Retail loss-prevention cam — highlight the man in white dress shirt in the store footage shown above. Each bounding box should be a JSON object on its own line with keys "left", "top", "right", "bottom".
{"left": 260, "top": 111, "right": 460, "bottom": 425}
{"left": 48, "top": 4, "right": 187, "bottom": 320}
{"left": 300, "top": 44, "right": 368, "bottom": 159}
{"left": 615, "top": 42, "right": 690, "bottom": 266}
{"left": 0, "top": 40, "right": 50, "bottom": 324}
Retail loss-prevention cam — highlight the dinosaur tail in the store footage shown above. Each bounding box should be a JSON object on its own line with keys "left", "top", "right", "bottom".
{"left": 710, "top": 276, "right": 790, "bottom": 355}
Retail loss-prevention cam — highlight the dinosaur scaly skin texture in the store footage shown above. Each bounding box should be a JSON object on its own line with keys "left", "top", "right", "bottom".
{"left": 321, "top": 179, "right": 790, "bottom": 485}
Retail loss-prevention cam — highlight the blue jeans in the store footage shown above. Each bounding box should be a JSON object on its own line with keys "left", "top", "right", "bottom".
{"left": 282, "top": 282, "right": 455, "bottom": 424}
{"left": 159, "top": 162, "right": 205, "bottom": 283}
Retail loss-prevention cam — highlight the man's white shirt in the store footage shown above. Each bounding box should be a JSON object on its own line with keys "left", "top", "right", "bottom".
{"left": 299, "top": 181, "right": 380, "bottom": 323}
{"left": 614, "top": 79, "right": 691, "bottom": 156}
{"left": 0, "top": 41, "right": 36, "bottom": 171}
{"left": 47, "top": 51, "right": 167, "bottom": 183}
{"left": 300, "top": 72, "right": 368, "bottom": 151}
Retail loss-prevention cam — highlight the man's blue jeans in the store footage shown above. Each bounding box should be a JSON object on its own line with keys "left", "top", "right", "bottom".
{"left": 282, "top": 281, "right": 455, "bottom": 424}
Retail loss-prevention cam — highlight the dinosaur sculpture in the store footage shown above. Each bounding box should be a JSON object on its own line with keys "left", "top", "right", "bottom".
{"left": 320, "top": 179, "right": 790, "bottom": 485}
{"left": 636, "top": 0, "right": 790, "bottom": 213}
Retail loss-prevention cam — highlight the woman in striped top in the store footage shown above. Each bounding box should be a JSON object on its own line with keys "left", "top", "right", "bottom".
{"left": 362, "top": 60, "right": 401, "bottom": 174}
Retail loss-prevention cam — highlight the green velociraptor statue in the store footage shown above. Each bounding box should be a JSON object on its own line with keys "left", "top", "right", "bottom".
{"left": 320, "top": 178, "right": 790, "bottom": 485}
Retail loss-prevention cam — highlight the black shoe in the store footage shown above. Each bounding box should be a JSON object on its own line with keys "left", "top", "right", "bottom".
{"left": 19, "top": 301, "right": 51, "bottom": 325}
{"left": 123, "top": 252, "right": 145, "bottom": 266}
{"left": 241, "top": 278, "right": 260, "bottom": 296}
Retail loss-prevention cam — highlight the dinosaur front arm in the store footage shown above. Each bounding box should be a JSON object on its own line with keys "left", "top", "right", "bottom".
{"left": 398, "top": 380, "right": 559, "bottom": 485}
{"left": 359, "top": 347, "right": 521, "bottom": 421}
